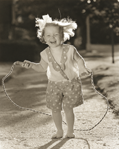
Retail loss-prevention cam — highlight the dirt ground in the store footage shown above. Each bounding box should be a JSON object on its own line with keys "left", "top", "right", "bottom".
{"left": 0, "top": 51, "right": 119, "bottom": 149}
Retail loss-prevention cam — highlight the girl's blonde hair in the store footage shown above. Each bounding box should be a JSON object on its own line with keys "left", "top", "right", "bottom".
{"left": 36, "top": 14, "right": 77, "bottom": 43}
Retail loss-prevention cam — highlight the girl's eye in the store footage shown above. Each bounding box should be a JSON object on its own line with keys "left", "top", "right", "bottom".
{"left": 47, "top": 35, "right": 50, "bottom": 37}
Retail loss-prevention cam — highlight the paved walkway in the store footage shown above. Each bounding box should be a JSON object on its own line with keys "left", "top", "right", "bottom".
{"left": 0, "top": 51, "right": 119, "bottom": 149}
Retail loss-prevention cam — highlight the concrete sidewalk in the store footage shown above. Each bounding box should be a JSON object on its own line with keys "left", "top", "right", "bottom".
{"left": 0, "top": 52, "right": 119, "bottom": 149}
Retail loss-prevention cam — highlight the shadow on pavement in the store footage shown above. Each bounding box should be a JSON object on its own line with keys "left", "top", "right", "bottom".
{"left": 33, "top": 137, "right": 91, "bottom": 149}
{"left": 36, "top": 139, "right": 68, "bottom": 149}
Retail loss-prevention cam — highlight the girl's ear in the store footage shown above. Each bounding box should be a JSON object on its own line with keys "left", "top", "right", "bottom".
{"left": 43, "top": 36, "right": 47, "bottom": 44}
{"left": 60, "top": 27, "right": 64, "bottom": 42}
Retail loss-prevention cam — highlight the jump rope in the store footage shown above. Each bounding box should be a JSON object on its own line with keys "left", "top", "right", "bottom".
{"left": 2, "top": 60, "right": 115, "bottom": 132}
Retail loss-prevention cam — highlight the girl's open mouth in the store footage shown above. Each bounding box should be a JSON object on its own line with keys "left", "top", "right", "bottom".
{"left": 50, "top": 41, "right": 56, "bottom": 44}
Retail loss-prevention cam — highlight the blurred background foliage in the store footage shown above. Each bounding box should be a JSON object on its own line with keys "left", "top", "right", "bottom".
{"left": 0, "top": 0, "right": 119, "bottom": 61}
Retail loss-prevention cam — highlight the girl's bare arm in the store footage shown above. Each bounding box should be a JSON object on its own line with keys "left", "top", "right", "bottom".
{"left": 73, "top": 47, "right": 91, "bottom": 75}
{"left": 16, "top": 58, "right": 47, "bottom": 73}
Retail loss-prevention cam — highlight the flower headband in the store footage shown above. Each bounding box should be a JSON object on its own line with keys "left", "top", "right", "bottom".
{"left": 35, "top": 14, "right": 77, "bottom": 42}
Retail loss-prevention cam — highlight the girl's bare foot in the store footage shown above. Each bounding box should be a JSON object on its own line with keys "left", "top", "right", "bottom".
{"left": 64, "top": 133, "right": 75, "bottom": 138}
{"left": 51, "top": 130, "right": 63, "bottom": 139}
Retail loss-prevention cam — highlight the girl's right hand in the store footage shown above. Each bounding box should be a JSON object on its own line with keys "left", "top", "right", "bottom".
{"left": 15, "top": 60, "right": 33, "bottom": 69}
{"left": 22, "top": 60, "right": 33, "bottom": 69}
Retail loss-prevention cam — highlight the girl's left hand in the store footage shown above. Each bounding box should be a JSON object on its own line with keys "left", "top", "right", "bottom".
{"left": 86, "top": 68, "right": 92, "bottom": 76}
{"left": 81, "top": 69, "right": 91, "bottom": 76}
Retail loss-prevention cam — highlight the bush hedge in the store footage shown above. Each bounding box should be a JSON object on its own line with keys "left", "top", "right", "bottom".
{"left": 0, "top": 41, "right": 47, "bottom": 62}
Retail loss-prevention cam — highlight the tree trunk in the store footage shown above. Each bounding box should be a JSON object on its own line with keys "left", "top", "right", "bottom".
{"left": 111, "top": 28, "right": 114, "bottom": 63}
{"left": 86, "top": 15, "right": 91, "bottom": 51}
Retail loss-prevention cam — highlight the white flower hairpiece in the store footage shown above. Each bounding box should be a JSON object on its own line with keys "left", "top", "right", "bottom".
{"left": 35, "top": 14, "right": 77, "bottom": 42}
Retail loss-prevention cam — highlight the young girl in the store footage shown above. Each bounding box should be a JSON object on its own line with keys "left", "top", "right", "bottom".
{"left": 18, "top": 15, "right": 90, "bottom": 139}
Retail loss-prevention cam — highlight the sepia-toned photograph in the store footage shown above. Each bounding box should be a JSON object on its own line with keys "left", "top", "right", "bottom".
{"left": 0, "top": 0, "right": 119, "bottom": 148}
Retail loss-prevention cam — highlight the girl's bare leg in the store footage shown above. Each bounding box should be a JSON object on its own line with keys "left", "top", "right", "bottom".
{"left": 52, "top": 110, "right": 63, "bottom": 139}
{"left": 63, "top": 106, "right": 75, "bottom": 138}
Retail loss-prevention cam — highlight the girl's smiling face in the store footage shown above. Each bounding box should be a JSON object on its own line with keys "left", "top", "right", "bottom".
{"left": 43, "top": 24, "right": 63, "bottom": 48}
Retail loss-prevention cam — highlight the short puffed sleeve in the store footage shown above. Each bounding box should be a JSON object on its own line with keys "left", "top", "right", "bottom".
{"left": 40, "top": 50, "right": 48, "bottom": 71}
{"left": 72, "top": 45, "right": 84, "bottom": 62}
